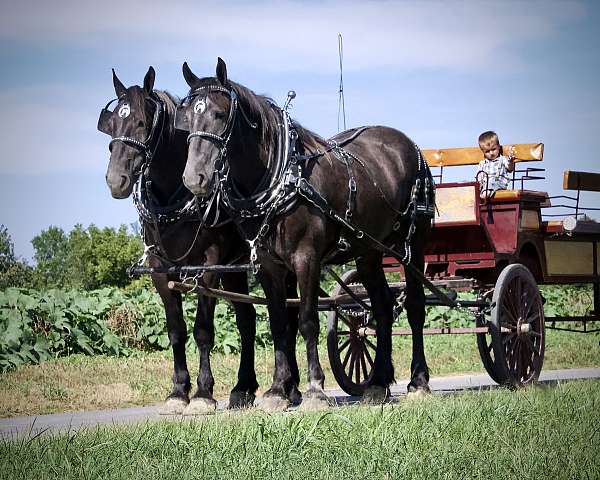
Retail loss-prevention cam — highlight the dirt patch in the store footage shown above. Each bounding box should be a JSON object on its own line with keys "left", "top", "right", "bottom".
{"left": 83, "top": 383, "right": 141, "bottom": 408}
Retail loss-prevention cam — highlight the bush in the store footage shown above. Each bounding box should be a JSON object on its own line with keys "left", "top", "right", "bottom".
{"left": 32, "top": 224, "right": 143, "bottom": 290}
{"left": 0, "top": 286, "right": 274, "bottom": 372}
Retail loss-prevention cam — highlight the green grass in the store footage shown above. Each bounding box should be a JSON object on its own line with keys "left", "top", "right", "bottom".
{"left": 1, "top": 329, "right": 598, "bottom": 418}
{"left": 1, "top": 380, "right": 599, "bottom": 479}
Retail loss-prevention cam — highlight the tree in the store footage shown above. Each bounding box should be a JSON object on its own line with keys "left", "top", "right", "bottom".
{"left": 66, "top": 224, "right": 143, "bottom": 289}
{"left": 0, "top": 225, "right": 33, "bottom": 289}
{"left": 31, "top": 226, "right": 70, "bottom": 288}
{"left": 30, "top": 224, "right": 143, "bottom": 290}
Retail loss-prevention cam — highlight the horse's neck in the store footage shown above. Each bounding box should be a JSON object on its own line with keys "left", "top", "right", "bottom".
{"left": 228, "top": 124, "right": 272, "bottom": 196}
{"left": 147, "top": 129, "right": 188, "bottom": 205}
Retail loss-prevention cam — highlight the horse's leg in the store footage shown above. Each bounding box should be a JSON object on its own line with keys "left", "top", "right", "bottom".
{"left": 183, "top": 271, "right": 218, "bottom": 415}
{"left": 257, "top": 260, "right": 294, "bottom": 412}
{"left": 355, "top": 252, "right": 396, "bottom": 403}
{"left": 291, "top": 248, "right": 329, "bottom": 411}
{"left": 222, "top": 272, "right": 259, "bottom": 409}
{"left": 404, "top": 230, "right": 431, "bottom": 398}
{"left": 152, "top": 273, "right": 190, "bottom": 415}
{"left": 285, "top": 273, "right": 302, "bottom": 405}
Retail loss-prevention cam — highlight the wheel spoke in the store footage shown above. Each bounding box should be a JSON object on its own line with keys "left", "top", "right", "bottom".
{"left": 363, "top": 341, "right": 374, "bottom": 367}
{"left": 502, "top": 332, "right": 516, "bottom": 345}
{"left": 338, "top": 312, "right": 354, "bottom": 329}
{"left": 508, "top": 339, "right": 519, "bottom": 374}
{"left": 523, "top": 336, "right": 539, "bottom": 358}
{"left": 515, "top": 341, "right": 524, "bottom": 380}
{"left": 337, "top": 331, "right": 351, "bottom": 336}
{"left": 360, "top": 350, "right": 369, "bottom": 381}
{"left": 347, "top": 349, "right": 357, "bottom": 380}
{"left": 342, "top": 344, "right": 353, "bottom": 369}
{"left": 355, "top": 349, "right": 361, "bottom": 383}
{"left": 522, "top": 284, "right": 537, "bottom": 321}
{"left": 338, "top": 338, "right": 351, "bottom": 354}
{"left": 365, "top": 338, "right": 377, "bottom": 352}
{"left": 500, "top": 300, "right": 518, "bottom": 326}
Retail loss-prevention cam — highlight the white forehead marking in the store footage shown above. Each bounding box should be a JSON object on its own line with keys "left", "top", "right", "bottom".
{"left": 194, "top": 98, "right": 207, "bottom": 114}
{"left": 118, "top": 103, "right": 131, "bottom": 119}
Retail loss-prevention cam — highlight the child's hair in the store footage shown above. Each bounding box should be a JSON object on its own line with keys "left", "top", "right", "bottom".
{"left": 478, "top": 130, "right": 498, "bottom": 145}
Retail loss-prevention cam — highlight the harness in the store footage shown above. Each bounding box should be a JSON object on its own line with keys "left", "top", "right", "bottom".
{"left": 182, "top": 87, "right": 435, "bottom": 273}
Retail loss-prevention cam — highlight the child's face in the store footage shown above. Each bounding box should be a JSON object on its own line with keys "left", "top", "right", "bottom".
{"left": 479, "top": 137, "right": 501, "bottom": 161}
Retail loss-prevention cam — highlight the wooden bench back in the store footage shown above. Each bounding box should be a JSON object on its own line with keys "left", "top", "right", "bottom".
{"left": 563, "top": 170, "right": 600, "bottom": 192}
{"left": 423, "top": 143, "right": 544, "bottom": 167}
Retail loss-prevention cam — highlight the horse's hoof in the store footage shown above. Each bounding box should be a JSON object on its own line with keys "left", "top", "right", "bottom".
{"left": 159, "top": 397, "right": 188, "bottom": 415}
{"left": 406, "top": 385, "right": 431, "bottom": 401}
{"left": 298, "top": 394, "right": 330, "bottom": 412}
{"left": 259, "top": 395, "right": 290, "bottom": 412}
{"left": 182, "top": 397, "right": 217, "bottom": 416}
{"left": 362, "top": 386, "right": 390, "bottom": 405}
{"left": 228, "top": 390, "right": 255, "bottom": 409}
{"left": 288, "top": 386, "right": 303, "bottom": 406}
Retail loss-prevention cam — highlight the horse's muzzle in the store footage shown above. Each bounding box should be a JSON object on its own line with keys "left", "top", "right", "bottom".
{"left": 183, "top": 171, "right": 213, "bottom": 198}
{"left": 106, "top": 171, "right": 133, "bottom": 199}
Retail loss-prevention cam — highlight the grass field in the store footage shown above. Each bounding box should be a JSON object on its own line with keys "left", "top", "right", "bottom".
{"left": 1, "top": 380, "right": 599, "bottom": 479}
{"left": 1, "top": 328, "right": 598, "bottom": 417}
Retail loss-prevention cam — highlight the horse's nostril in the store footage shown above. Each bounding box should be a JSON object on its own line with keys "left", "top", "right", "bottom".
{"left": 120, "top": 175, "right": 130, "bottom": 190}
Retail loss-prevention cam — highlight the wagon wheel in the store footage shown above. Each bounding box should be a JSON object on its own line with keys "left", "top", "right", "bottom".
{"left": 489, "top": 263, "right": 545, "bottom": 387}
{"left": 327, "top": 269, "right": 378, "bottom": 396}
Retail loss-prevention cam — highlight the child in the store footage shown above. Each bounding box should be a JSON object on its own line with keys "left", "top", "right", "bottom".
{"left": 476, "top": 131, "right": 515, "bottom": 198}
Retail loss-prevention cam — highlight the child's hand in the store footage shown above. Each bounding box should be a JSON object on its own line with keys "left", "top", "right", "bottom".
{"left": 507, "top": 145, "right": 516, "bottom": 160}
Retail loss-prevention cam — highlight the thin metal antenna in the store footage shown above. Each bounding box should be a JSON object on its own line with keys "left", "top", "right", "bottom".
{"left": 337, "top": 33, "right": 346, "bottom": 132}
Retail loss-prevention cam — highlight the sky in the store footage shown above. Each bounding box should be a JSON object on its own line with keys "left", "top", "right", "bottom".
{"left": 0, "top": 0, "right": 599, "bottom": 261}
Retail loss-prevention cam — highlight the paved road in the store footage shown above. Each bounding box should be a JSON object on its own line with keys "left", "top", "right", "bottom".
{"left": 1, "top": 367, "right": 598, "bottom": 439}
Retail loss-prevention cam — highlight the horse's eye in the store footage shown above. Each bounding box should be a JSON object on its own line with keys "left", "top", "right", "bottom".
{"left": 137, "top": 120, "right": 145, "bottom": 128}
{"left": 215, "top": 112, "right": 226, "bottom": 120}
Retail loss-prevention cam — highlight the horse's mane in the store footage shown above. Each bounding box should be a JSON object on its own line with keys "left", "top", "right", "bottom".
{"left": 188, "top": 77, "right": 328, "bottom": 157}
{"left": 229, "top": 80, "right": 327, "bottom": 155}
{"left": 154, "top": 89, "right": 179, "bottom": 145}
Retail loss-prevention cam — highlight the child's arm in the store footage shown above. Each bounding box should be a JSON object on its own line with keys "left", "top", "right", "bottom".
{"left": 504, "top": 146, "right": 515, "bottom": 172}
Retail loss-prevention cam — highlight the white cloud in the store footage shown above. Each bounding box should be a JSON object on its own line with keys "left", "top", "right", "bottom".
{"left": 0, "top": 0, "right": 586, "bottom": 73}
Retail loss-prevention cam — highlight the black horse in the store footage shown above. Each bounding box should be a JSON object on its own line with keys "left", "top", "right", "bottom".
{"left": 99, "top": 66, "right": 264, "bottom": 414}
{"left": 177, "top": 59, "right": 434, "bottom": 410}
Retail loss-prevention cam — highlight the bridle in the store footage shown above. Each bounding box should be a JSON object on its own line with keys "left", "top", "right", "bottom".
{"left": 98, "top": 92, "right": 165, "bottom": 174}
{"left": 178, "top": 85, "right": 257, "bottom": 172}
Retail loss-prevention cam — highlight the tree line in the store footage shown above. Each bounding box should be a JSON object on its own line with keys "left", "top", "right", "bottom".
{"left": 0, "top": 224, "right": 142, "bottom": 290}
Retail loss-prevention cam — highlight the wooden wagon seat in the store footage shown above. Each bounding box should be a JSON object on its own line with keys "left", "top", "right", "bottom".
{"left": 543, "top": 170, "right": 600, "bottom": 234}
{"left": 488, "top": 189, "right": 551, "bottom": 206}
{"left": 423, "top": 143, "right": 544, "bottom": 167}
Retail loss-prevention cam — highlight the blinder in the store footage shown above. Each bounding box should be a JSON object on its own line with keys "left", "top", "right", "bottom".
{"left": 97, "top": 98, "right": 120, "bottom": 135}
{"left": 174, "top": 99, "right": 190, "bottom": 132}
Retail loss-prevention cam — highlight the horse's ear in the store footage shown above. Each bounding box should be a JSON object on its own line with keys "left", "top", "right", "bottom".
{"left": 143, "top": 66, "right": 155, "bottom": 93}
{"left": 182, "top": 62, "right": 200, "bottom": 88}
{"left": 216, "top": 57, "right": 228, "bottom": 85}
{"left": 112, "top": 68, "right": 127, "bottom": 97}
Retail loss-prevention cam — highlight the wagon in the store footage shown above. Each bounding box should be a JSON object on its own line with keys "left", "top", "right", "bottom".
{"left": 135, "top": 142, "right": 599, "bottom": 395}
{"left": 326, "top": 143, "right": 600, "bottom": 394}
